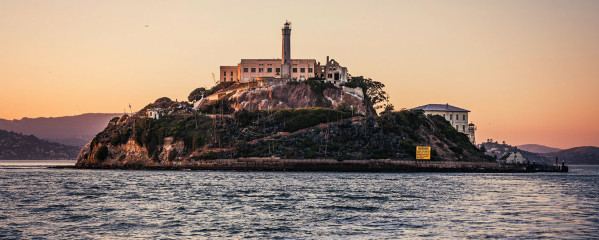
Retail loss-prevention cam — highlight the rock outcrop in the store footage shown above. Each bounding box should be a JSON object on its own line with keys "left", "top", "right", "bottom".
{"left": 196, "top": 82, "right": 367, "bottom": 115}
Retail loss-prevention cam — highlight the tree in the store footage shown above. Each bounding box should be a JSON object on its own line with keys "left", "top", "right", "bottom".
{"left": 380, "top": 104, "right": 395, "bottom": 115}
{"left": 344, "top": 76, "right": 389, "bottom": 114}
{"left": 188, "top": 88, "right": 207, "bottom": 102}
{"left": 480, "top": 144, "right": 487, "bottom": 153}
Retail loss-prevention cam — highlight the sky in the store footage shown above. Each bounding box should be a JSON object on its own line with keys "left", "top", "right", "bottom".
{"left": 1, "top": 0, "right": 598, "bottom": 149}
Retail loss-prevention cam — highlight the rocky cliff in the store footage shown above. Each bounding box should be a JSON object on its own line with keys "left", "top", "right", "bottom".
{"left": 197, "top": 81, "right": 367, "bottom": 115}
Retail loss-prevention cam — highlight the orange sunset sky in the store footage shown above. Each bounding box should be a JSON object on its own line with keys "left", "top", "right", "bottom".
{"left": 1, "top": 0, "right": 598, "bottom": 149}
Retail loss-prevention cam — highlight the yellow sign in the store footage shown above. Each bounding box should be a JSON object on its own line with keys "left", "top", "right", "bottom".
{"left": 416, "top": 146, "right": 431, "bottom": 160}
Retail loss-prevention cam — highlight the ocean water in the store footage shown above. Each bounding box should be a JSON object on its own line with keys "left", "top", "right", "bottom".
{"left": 1, "top": 161, "right": 598, "bottom": 239}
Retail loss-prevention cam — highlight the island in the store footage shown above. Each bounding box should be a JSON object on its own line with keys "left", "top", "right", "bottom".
{"left": 75, "top": 21, "right": 565, "bottom": 172}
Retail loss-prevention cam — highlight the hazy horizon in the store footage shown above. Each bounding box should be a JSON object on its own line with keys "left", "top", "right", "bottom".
{"left": 1, "top": 0, "right": 598, "bottom": 149}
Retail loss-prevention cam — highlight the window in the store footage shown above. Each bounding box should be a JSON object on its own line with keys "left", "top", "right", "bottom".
{"left": 276, "top": 68, "right": 280, "bottom": 73}
{"left": 308, "top": 68, "right": 313, "bottom": 73}
{"left": 450, "top": 114, "right": 453, "bottom": 120}
{"left": 223, "top": 72, "right": 227, "bottom": 76}
{"left": 267, "top": 68, "right": 272, "bottom": 73}
{"left": 293, "top": 68, "right": 297, "bottom": 73}
{"left": 230, "top": 78, "right": 233, "bottom": 81}
{"left": 243, "top": 68, "right": 248, "bottom": 72}
{"left": 230, "top": 71, "right": 233, "bottom": 76}
{"left": 463, "top": 125, "right": 466, "bottom": 132}
{"left": 300, "top": 68, "right": 305, "bottom": 73}
{"left": 327, "top": 73, "right": 333, "bottom": 78}
{"left": 456, "top": 115, "right": 459, "bottom": 120}
{"left": 251, "top": 68, "right": 256, "bottom": 73}
{"left": 463, "top": 114, "right": 466, "bottom": 120}
{"left": 456, "top": 125, "right": 459, "bottom": 129}
{"left": 259, "top": 68, "right": 263, "bottom": 73}
{"left": 443, "top": 114, "right": 446, "bottom": 118}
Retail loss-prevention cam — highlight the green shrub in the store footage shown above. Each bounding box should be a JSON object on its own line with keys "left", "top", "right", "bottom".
{"left": 400, "top": 141, "right": 416, "bottom": 157}
{"left": 233, "top": 108, "right": 352, "bottom": 132}
{"left": 168, "top": 150, "right": 178, "bottom": 161}
{"left": 134, "top": 114, "right": 213, "bottom": 157}
{"left": 95, "top": 145, "right": 109, "bottom": 161}
{"left": 110, "top": 128, "right": 131, "bottom": 146}
{"left": 303, "top": 78, "right": 337, "bottom": 96}
{"left": 449, "top": 146, "right": 463, "bottom": 155}
{"left": 275, "top": 108, "right": 352, "bottom": 132}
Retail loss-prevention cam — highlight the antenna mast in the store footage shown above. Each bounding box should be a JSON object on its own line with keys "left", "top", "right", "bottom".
{"left": 212, "top": 73, "right": 218, "bottom": 85}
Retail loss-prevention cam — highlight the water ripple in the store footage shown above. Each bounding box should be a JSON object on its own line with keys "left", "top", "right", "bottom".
{"left": 0, "top": 165, "right": 598, "bottom": 239}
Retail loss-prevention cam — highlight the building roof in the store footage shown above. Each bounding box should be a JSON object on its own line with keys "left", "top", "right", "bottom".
{"left": 411, "top": 104, "right": 470, "bottom": 112}
{"left": 240, "top": 59, "right": 316, "bottom": 62}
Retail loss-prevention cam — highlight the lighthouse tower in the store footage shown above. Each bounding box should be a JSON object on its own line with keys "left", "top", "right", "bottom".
{"left": 281, "top": 21, "right": 292, "bottom": 79}
{"left": 468, "top": 122, "right": 477, "bottom": 144}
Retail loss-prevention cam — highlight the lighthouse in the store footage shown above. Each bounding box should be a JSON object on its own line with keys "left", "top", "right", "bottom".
{"left": 468, "top": 122, "right": 477, "bottom": 144}
{"left": 218, "top": 21, "right": 349, "bottom": 84}
{"left": 281, "top": 21, "right": 292, "bottom": 79}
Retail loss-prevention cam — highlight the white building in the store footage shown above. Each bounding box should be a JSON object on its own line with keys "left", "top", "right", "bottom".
{"left": 219, "top": 21, "right": 348, "bottom": 85}
{"left": 147, "top": 108, "right": 162, "bottom": 120}
{"left": 412, "top": 103, "right": 476, "bottom": 144}
{"left": 500, "top": 152, "right": 527, "bottom": 164}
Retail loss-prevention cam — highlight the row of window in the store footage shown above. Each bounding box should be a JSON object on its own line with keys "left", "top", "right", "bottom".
{"left": 292, "top": 68, "right": 313, "bottom": 73}
{"left": 244, "top": 67, "right": 281, "bottom": 73}
{"left": 241, "top": 68, "right": 314, "bottom": 73}
{"left": 223, "top": 71, "right": 234, "bottom": 76}
{"left": 443, "top": 113, "right": 467, "bottom": 121}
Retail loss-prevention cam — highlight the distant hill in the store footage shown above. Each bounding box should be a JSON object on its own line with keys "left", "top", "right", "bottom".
{"left": 0, "top": 113, "right": 122, "bottom": 147}
{"left": 517, "top": 144, "right": 562, "bottom": 154}
{"left": 0, "top": 130, "right": 80, "bottom": 160}
{"left": 542, "top": 146, "right": 599, "bottom": 165}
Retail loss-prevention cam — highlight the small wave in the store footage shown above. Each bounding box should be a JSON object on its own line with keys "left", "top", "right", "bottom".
{"left": 322, "top": 205, "right": 380, "bottom": 211}
{"left": 336, "top": 195, "right": 389, "bottom": 201}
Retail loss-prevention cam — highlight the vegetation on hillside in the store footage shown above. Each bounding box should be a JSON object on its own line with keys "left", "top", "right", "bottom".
{"left": 188, "top": 87, "right": 207, "bottom": 102}
{"left": 342, "top": 76, "right": 389, "bottom": 114}
{"left": 80, "top": 76, "right": 491, "bottom": 165}
{"left": 133, "top": 114, "right": 215, "bottom": 161}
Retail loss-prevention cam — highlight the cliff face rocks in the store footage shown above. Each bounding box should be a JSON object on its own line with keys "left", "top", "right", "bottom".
{"left": 200, "top": 83, "right": 367, "bottom": 115}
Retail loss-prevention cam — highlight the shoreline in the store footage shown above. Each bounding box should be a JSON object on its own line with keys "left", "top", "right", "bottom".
{"left": 63, "top": 158, "right": 568, "bottom": 173}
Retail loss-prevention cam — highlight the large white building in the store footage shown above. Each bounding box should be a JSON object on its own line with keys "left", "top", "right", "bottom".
{"left": 412, "top": 104, "right": 476, "bottom": 144}
{"left": 220, "top": 21, "right": 348, "bottom": 84}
